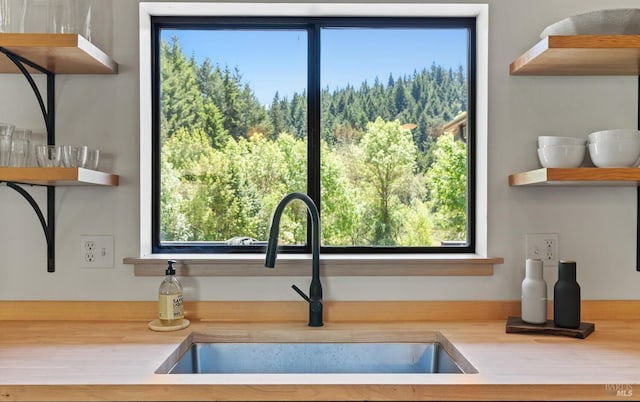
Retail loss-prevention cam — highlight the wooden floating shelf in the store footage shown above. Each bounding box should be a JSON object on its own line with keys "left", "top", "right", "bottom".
{"left": 509, "top": 168, "right": 640, "bottom": 187}
{"left": 0, "top": 167, "right": 119, "bottom": 186}
{"left": 0, "top": 33, "right": 117, "bottom": 74}
{"left": 510, "top": 35, "right": 640, "bottom": 75}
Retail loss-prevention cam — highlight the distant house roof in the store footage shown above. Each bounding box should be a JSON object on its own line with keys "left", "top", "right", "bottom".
{"left": 441, "top": 111, "right": 467, "bottom": 143}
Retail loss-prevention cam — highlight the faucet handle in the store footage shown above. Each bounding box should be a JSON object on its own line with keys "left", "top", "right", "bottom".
{"left": 292, "top": 284, "right": 324, "bottom": 327}
{"left": 291, "top": 284, "right": 310, "bottom": 302}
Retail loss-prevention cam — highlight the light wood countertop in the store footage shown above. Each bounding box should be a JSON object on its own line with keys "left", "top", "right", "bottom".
{"left": 0, "top": 318, "right": 638, "bottom": 401}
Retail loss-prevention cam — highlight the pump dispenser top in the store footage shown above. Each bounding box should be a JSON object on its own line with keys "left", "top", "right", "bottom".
{"left": 166, "top": 259, "right": 176, "bottom": 275}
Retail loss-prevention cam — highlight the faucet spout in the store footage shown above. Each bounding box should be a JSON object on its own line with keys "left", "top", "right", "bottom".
{"left": 265, "top": 192, "right": 323, "bottom": 327}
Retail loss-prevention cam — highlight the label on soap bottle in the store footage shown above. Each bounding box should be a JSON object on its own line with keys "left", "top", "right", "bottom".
{"left": 159, "top": 294, "right": 184, "bottom": 320}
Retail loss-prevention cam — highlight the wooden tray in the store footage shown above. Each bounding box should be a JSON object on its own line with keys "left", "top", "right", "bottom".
{"left": 505, "top": 316, "right": 595, "bottom": 339}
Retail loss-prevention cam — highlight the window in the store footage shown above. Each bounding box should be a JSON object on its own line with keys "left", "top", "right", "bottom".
{"left": 140, "top": 3, "right": 488, "bottom": 258}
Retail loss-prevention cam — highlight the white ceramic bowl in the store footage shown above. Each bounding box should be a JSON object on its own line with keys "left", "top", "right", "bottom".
{"left": 588, "top": 129, "right": 640, "bottom": 144}
{"left": 588, "top": 140, "right": 640, "bottom": 167}
{"left": 540, "top": 9, "right": 640, "bottom": 38}
{"left": 537, "top": 145, "right": 586, "bottom": 168}
{"left": 538, "top": 136, "right": 586, "bottom": 148}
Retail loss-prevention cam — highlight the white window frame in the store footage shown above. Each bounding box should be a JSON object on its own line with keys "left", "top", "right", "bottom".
{"left": 136, "top": 2, "right": 493, "bottom": 275}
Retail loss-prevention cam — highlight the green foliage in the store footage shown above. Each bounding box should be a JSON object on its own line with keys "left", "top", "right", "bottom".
{"left": 360, "top": 118, "right": 417, "bottom": 245}
{"left": 232, "top": 133, "right": 307, "bottom": 242}
{"left": 396, "top": 200, "right": 433, "bottom": 246}
{"left": 425, "top": 133, "right": 467, "bottom": 241}
{"left": 158, "top": 36, "right": 469, "bottom": 247}
{"left": 160, "top": 129, "right": 308, "bottom": 242}
{"left": 320, "top": 140, "right": 361, "bottom": 245}
{"left": 161, "top": 128, "right": 239, "bottom": 241}
{"left": 159, "top": 150, "right": 192, "bottom": 241}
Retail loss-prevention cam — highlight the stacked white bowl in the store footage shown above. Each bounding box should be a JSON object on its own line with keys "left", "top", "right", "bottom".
{"left": 587, "top": 129, "right": 640, "bottom": 168}
{"left": 537, "top": 136, "right": 587, "bottom": 168}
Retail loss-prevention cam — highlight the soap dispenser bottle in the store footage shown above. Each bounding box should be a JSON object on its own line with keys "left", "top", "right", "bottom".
{"left": 158, "top": 260, "right": 184, "bottom": 326}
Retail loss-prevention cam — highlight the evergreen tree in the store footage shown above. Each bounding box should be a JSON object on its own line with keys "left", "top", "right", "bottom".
{"left": 290, "top": 92, "right": 307, "bottom": 139}
{"left": 197, "top": 58, "right": 223, "bottom": 104}
{"left": 201, "top": 100, "right": 228, "bottom": 148}
{"left": 221, "top": 67, "right": 245, "bottom": 139}
{"left": 160, "top": 37, "right": 205, "bottom": 140}
{"left": 240, "top": 83, "right": 272, "bottom": 138}
{"left": 269, "top": 92, "right": 286, "bottom": 138}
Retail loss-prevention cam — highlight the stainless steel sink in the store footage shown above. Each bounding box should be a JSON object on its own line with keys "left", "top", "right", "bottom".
{"left": 157, "top": 332, "right": 476, "bottom": 374}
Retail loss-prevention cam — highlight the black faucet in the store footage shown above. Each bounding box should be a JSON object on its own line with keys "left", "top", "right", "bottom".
{"left": 264, "top": 192, "right": 323, "bottom": 327}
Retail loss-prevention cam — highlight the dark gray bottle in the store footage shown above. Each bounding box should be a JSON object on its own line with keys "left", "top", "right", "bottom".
{"left": 553, "top": 260, "right": 580, "bottom": 329}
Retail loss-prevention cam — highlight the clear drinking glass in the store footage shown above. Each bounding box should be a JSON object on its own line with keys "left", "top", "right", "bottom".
{"left": 0, "top": 0, "right": 9, "bottom": 32}
{"left": 27, "top": 132, "right": 45, "bottom": 167}
{"left": 48, "top": 0, "right": 90, "bottom": 38}
{"left": 36, "top": 145, "right": 62, "bottom": 167}
{"left": 61, "top": 145, "right": 78, "bottom": 167}
{"left": 55, "top": 0, "right": 76, "bottom": 34}
{"left": 0, "top": 122, "right": 15, "bottom": 167}
{"left": 76, "top": 145, "right": 88, "bottom": 167}
{"left": 86, "top": 148, "right": 99, "bottom": 170}
{"left": 9, "top": 128, "right": 31, "bottom": 167}
{"left": 78, "top": 0, "right": 91, "bottom": 40}
{"left": 24, "top": 0, "right": 53, "bottom": 33}
{"left": 62, "top": 145, "right": 88, "bottom": 167}
{"left": 0, "top": 0, "right": 26, "bottom": 33}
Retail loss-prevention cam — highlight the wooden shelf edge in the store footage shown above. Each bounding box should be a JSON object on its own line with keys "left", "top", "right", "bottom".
{"left": 0, "top": 33, "right": 117, "bottom": 74}
{"left": 74, "top": 34, "right": 118, "bottom": 74}
{"left": 76, "top": 167, "right": 119, "bottom": 186}
{"left": 509, "top": 167, "right": 640, "bottom": 186}
{"left": 0, "top": 167, "right": 118, "bottom": 186}
{"left": 509, "top": 36, "right": 551, "bottom": 75}
{"left": 510, "top": 35, "right": 640, "bottom": 76}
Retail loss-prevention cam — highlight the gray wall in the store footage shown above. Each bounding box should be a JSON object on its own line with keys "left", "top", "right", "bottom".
{"left": 0, "top": 0, "right": 639, "bottom": 301}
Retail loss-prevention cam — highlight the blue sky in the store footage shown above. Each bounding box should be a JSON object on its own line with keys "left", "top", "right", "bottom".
{"left": 163, "top": 28, "right": 467, "bottom": 105}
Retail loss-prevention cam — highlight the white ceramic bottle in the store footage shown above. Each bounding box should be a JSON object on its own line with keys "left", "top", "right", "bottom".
{"left": 521, "top": 258, "right": 547, "bottom": 324}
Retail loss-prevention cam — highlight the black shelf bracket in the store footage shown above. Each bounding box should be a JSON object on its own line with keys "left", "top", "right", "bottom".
{"left": 2, "top": 182, "right": 55, "bottom": 272}
{"left": 0, "top": 47, "right": 56, "bottom": 273}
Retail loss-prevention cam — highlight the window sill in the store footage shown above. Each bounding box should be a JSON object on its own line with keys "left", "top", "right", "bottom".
{"left": 123, "top": 254, "right": 503, "bottom": 277}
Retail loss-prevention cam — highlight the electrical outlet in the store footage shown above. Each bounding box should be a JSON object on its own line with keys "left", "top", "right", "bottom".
{"left": 525, "top": 233, "right": 559, "bottom": 267}
{"left": 81, "top": 235, "right": 114, "bottom": 268}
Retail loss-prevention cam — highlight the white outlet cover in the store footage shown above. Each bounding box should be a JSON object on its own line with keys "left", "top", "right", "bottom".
{"left": 525, "top": 233, "right": 559, "bottom": 267}
{"left": 80, "top": 235, "right": 114, "bottom": 268}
